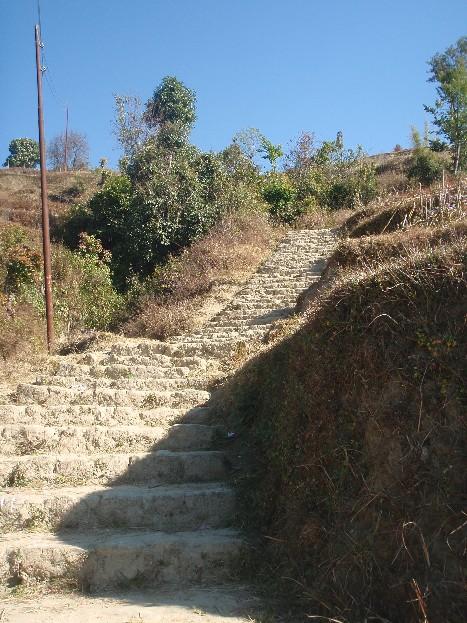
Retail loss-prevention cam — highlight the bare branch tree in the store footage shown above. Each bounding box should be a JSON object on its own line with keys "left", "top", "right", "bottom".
{"left": 48, "top": 131, "right": 89, "bottom": 171}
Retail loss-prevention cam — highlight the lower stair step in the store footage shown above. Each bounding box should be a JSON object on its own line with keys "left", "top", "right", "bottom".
{"left": 0, "top": 450, "right": 229, "bottom": 487}
{"left": 0, "top": 528, "right": 246, "bottom": 591}
{"left": 0, "top": 483, "right": 235, "bottom": 532}
{"left": 14, "top": 383, "right": 210, "bottom": 409}
{"left": 0, "top": 422, "right": 220, "bottom": 455}
{"left": 0, "top": 404, "right": 209, "bottom": 427}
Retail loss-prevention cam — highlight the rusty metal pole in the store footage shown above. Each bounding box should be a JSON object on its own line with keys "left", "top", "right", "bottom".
{"left": 35, "top": 24, "right": 54, "bottom": 352}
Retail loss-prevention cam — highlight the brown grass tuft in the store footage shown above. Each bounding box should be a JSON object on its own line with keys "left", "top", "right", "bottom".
{"left": 345, "top": 181, "right": 465, "bottom": 238}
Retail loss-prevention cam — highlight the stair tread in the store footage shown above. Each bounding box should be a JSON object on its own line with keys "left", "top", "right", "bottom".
{"left": 0, "top": 527, "right": 242, "bottom": 548}
{"left": 0, "top": 449, "right": 224, "bottom": 462}
{"left": 1, "top": 422, "right": 214, "bottom": 431}
{"left": 0, "top": 481, "right": 232, "bottom": 499}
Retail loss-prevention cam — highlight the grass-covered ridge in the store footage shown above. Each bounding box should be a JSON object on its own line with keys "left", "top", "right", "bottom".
{"left": 217, "top": 180, "right": 466, "bottom": 622}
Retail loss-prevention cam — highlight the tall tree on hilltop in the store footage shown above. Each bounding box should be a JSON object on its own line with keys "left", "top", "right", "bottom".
{"left": 425, "top": 37, "right": 467, "bottom": 173}
{"left": 144, "top": 76, "right": 196, "bottom": 149}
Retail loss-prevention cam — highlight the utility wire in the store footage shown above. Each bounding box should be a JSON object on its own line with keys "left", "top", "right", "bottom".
{"left": 36, "top": 0, "right": 69, "bottom": 112}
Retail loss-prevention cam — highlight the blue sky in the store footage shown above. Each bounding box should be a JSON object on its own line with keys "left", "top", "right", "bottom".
{"left": 1, "top": 1, "right": 466, "bottom": 168}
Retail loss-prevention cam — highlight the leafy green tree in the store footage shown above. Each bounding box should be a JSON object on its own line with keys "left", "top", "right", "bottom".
{"left": 62, "top": 77, "right": 267, "bottom": 286}
{"left": 425, "top": 37, "right": 467, "bottom": 173}
{"left": 144, "top": 76, "right": 196, "bottom": 148}
{"left": 258, "top": 136, "right": 283, "bottom": 171}
{"left": 262, "top": 175, "right": 299, "bottom": 224}
{"left": 4, "top": 138, "right": 40, "bottom": 168}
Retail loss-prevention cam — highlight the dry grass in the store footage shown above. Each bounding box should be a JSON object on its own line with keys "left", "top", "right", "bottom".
{"left": 345, "top": 180, "right": 465, "bottom": 238}
{"left": 294, "top": 208, "right": 353, "bottom": 230}
{"left": 123, "top": 212, "right": 283, "bottom": 339}
{"left": 0, "top": 168, "right": 100, "bottom": 227}
{"left": 215, "top": 180, "right": 467, "bottom": 622}
{"left": 367, "top": 148, "right": 413, "bottom": 193}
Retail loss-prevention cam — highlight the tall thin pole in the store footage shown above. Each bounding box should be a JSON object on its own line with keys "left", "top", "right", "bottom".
{"left": 64, "top": 106, "right": 69, "bottom": 172}
{"left": 35, "top": 24, "right": 54, "bottom": 352}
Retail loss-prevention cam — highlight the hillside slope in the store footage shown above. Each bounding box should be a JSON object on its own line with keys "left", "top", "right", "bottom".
{"left": 217, "top": 181, "right": 466, "bottom": 622}
{"left": 0, "top": 168, "right": 100, "bottom": 227}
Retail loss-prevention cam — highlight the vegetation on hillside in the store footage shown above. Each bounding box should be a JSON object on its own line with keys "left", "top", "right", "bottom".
{"left": 216, "top": 179, "right": 466, "bottom": 622}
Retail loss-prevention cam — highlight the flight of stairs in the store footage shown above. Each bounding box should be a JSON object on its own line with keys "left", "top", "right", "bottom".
{"left": 0, "top": 229, "right": 335, "bottom": 597}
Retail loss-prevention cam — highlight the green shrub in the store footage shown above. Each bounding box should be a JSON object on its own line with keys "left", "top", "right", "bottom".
{"left": 287, "top": 132, "right": 377, "bottom": 212}
{"left": 4, "top": 245, "right": 41, "bottom": 294}
{"left": 52, "top": 236, "right": 122, "bottom": 331}
{"left": 0, "top": 225, "right": 41, "bottom": 294}
{"left": 408, "top": 148, "right": 445, "bottom": 185}
{"left": 262, "top": 175, "right": 301, "bottom": 224}
{"left": 327, "top": 163, "right": 377, "bottom": 210}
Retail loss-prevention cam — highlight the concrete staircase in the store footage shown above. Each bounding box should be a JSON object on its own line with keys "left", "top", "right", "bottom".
{"left": 0, "top": 230, "right": 335, "bottom": 614}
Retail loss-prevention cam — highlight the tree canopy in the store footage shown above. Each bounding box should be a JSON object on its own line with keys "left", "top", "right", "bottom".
{"left": 144, "top": 76, "right": 196, "bottom": 148}
{"left": 3, "top": 138, "right": 40, "bottom": 168}
{"left": 425, "top": 36, "right": 467, "bottom": 173}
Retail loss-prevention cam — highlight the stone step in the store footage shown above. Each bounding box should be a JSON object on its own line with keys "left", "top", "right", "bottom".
{"left": 247, "top": 280, "right": 314, "bottom": 288}
{"left": 52, "top": 361, "right": 193, "bottom": 380}
{"left": 0, "top": 528, "right": 245, "bottom": 590}
{"left": 33, "top": 375, "right": 203, "bottom": 392}
{"left": 0, "top": 449, "right": 228, "bottom": 487}
{"left": 235, "top": 281, "right": 314, "bottom": 291}
{"left": 153, "top": 344, "right": 236, "bottom": 358}
{"left": 239, "top": 279, "right": 319, "bottom": 290}
{"left": 0, "top": 404, "right": 213, "bottom": 427}
{"left": 226, "top": 301, "right": 295, "bottom": 311}
{"left": 0, "top": 423, "right": 220, "bottom": 456}
{"left": 213, "top": 309, "right": 291, "bottom": 321}
{"left": 95, "top": 353, "right": 214, "bottom": 369}
{"left": 0, "top": 482, "right": 235, "bottom": 532}
{"left": 169, "top": 334, "right": 265, "bottom": 345}
{"left": 14, "top": 383, "right": 210, "bottom": 408}
{"left": 78, "top": 351, "right": 208, "bottom": 371}
{"left": 182, "top": 329, "right": 267, "bottom": 341}
{"left": 201, "top": 324, "right": 269, "bottom": 332}
{"left": 205, "top": 326, "right": 270, "bottom": 334}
